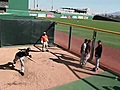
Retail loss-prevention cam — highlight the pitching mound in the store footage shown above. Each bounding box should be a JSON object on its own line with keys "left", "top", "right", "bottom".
{"left": 0, "top": 45, "right": 104, "bottom": 90}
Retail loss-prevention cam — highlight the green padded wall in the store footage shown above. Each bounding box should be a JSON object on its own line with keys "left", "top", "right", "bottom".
{"left": 0, "top": 19, "right": 55, "bottom": 47}
{"left": 1, "top": 19, "right": 32, "bottom": 46}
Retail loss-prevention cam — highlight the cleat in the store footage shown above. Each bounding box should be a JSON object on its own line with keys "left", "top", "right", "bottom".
{"left": 13, "top": 62, "right": 16, "bottom": 64}
{"left": 46, "top": 50, "right": 49, "bottom": 52}
{"left": 20, "top": 72, "right": 24, "bottom": 76}
{"left": 93, "top": 68, "right": 98, "bottom": 72}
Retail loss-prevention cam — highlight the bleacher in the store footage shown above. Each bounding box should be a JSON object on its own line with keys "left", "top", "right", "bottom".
{"left": 0, "top": 1, "right": 8, "bottom": 8}
{"left": 0, "top": 1, "right": 8, "bottom": 12}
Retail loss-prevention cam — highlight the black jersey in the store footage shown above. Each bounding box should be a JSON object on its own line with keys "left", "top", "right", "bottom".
{"left": 85, "top": 44, "right": 90, "bottom": 54}
{"left": 95, "top": 45, "right": 102, "bottom": 58}
{"left": 16, "top": 50, "right": 29, "bottom": 57}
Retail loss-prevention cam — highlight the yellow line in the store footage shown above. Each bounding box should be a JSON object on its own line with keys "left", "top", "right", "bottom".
{"left": 56, "top": 21, "right": 120, "bottom": 35}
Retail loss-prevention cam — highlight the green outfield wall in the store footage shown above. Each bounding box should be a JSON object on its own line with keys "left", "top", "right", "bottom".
{"left": 9, "top": 0, "right": 28, "bottom": 10}
{"left": 0, "top": 14, "right": 35, "bottom": 19}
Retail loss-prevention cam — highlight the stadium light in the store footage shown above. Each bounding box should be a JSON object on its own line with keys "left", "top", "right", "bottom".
{"left": 34, "top": 0, "right": 35, "bottom": 9}
{"left": 51, "top": 0, "right": 53, "bottom": 11}
{"left": 37, "top": 0, "right": 38, "bottom": 10}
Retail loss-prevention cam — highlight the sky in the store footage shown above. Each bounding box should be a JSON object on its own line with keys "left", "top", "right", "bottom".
{"left": 29, "top": 0, "right": 120, "bottom": 14}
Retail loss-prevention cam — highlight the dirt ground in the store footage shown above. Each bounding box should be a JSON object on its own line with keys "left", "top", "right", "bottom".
{"left": 55, "top": 31, "right": 120, "bottom": 75}
{"left": 0, "top": 45, "right": 104, "bottom": 90}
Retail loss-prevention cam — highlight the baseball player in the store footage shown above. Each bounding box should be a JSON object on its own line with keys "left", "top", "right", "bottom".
{"left": 83, "top": 39, "right": 91, "bottom": 66}
{"left": 13, "top": 47, "right": 32, "bottom": 76}
{"left": 93, "top": 40, "right": 103, "bottom": 72}
{"left": 80, "top": 39, "right": 88, "bottom": 67}
{"left": 41, "top": 32, "right": 49, "bottom": 52}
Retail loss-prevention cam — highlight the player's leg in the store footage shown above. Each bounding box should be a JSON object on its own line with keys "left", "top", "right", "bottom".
{"left": 83, "top": 53, "right": 90, "bottom": 65}
{"left": 80, "top": 53, "right": 84, "bottom": 67}
{"left": 95, "top": 57, "right": 100, "bottom": 70}
{"left": 93, "top": 57, "right": 100, "bottom": 71}
{"left": 42, "top": 42, "right": 46, "bottom": 52}
{"left": 20, "top": 57, "right": 25, "bottom": 76}
{"left": 42, "top": 43, "right": 44, "bottom": 51}
{"left": 13, "top": 55, "right": 19, "bottom": 64}
{"left": 45, "top": 42, "right": 49, "bottom": 52}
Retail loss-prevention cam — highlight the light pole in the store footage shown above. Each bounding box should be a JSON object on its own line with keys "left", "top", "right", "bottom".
{"left": 34, "top": 0, "right": 35, "bottom": 10}
{"left": 37, "top": 0, "right": 38, "bottom": 10}
{"left": 51, "top": 0, "right": 53, "bottom": 11}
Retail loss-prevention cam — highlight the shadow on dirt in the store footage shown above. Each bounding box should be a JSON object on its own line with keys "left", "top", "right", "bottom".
{"left": 33, "top": 45, "right": 60, "bottom": 52}
{"left": 49, "top": 51, "right": 120, "bottom": 90}
{"left": 0, "top": 62, "right": 21, "bottom": 75}
{"left": 18, "top": 48, "right": 41, "bottom": 52}
{"left": 49, "top": 51, "right": 102, "bottom": 90}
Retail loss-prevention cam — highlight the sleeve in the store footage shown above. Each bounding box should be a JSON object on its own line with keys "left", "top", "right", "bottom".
{"left": 99, "top": 46, "right": 103, "bottom": 56}
{"left": 46, "top": 35, "right": 48, "bottom": 42}
{"left": 41, "top": 36, "right": 43, "bottom": 43}
{"left": 83, "top": 43, "right": 86, "bottom": 52}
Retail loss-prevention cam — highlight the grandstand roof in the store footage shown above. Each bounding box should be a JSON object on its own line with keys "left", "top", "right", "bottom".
{"left": 61, "top": 7, "right": 88, "bottom": 13}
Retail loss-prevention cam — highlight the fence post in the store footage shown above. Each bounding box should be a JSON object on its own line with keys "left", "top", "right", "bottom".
{"left": 90, "top": 31, "right": 97, "bottom": 61}
{"left": 68, "top": 26, "right": 72, "bottom": 50}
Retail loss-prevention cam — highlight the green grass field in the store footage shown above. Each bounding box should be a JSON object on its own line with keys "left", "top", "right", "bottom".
{"left": 39, "top": 18, "right": 120, "bottom": 49}
{"left": 40, "top": 18, "right": 120, "bottom": 32}
{"left": 50, "top": 71, "right": 120, "bottom": 90}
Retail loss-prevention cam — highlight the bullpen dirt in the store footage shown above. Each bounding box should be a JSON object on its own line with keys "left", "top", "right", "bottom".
{"left": 0, "top": 45, "right": 104, "bottom": 90}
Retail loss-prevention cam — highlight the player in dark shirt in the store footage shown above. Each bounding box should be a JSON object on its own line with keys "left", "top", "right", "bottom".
{"left": 16, "top": 50, "right": 30, "bottom": 57}
{"left": 13, "top": 47, "right": 32, "bottom": 76}
{"left": 83, "top": 40, "right": 91, "bottom": 66}
{"left": 80, "top": 39, "right": 88, "bottom": 67}
{"left": 93, "top": 40, "right": 103, "bottom": 72}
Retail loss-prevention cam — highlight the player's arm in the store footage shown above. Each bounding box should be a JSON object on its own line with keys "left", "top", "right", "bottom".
{"left": 26, "top": 55, "right": 35, "bottom": 63}
{"left": 41, "top": 36, "right": 43, "bottom": 43}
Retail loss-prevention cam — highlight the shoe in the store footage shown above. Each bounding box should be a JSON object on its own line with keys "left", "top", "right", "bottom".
{"left": 46, "top": 50, "right": 49, "bottom": 52}
{"left": 117, "top": 77, "right": 120, "bottom": 81}
{"left": 9, "top": 64, "right": 15, "bottom": 68}
{"left": 92, "top": 68, "right": 96, "bottom": 72}
{"left": 13, "top": 61, "right": 16, "bottom": 64}
{"left": 96, "top": 68, "right": 98, "bottom": 70}
{"left": 80, "top": 64, "right": 84, "bottom": 68}
{"left": 42, "top": 50, "right": 45, "bottom": 52}
{"left": 20, "top": 72, "right": 24, "bottom": 76}
{"left": 93, "top": 68, "right": 98, "bottom": 72}
{"left": 80, "top": 63, "right": 83, "bottom": 68}
{"left": 82, "top": 62, "right": 86, "bottom": 66}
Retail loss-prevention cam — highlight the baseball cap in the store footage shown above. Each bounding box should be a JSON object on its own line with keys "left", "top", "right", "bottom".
{"left": 98, "top": 40, "right": 101, "bottom": 44}
{"left": 26, "top": 47, "right": 31, "bottom": 51}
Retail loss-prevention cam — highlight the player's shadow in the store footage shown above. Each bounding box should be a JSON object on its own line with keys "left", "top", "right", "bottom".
{"left": 49, "top": 51, "right": 83, "bottom": 69}
{"left": 33, "top": 44, "right": 59, "bottom": 52}
{"left": 0, "top": 62, "right": 21, "bottom": 74}
{"left": 18, "top": 48, "right": 41, "bottom": 52}
{"left": 49, "top": 52, "right": 93, "bottom": 71}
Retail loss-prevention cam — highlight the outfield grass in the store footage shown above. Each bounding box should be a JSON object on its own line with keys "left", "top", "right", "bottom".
{"left": 40, "top": 18, "right": 120, "bottom": 32}
{"left": 39, "top": 18, "right": 120, "bottom": 49}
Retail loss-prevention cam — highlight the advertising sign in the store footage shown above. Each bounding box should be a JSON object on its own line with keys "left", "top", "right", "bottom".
{"left": 38, "top": 14, "right": 46, "bottom": 17}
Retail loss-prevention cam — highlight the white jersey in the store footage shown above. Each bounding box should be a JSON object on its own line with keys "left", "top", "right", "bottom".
{"left": 83, "top": 43, "right": 87, "bottom": 52}
{"left": 80, "top": 43, "right": 87, "bottom": 53}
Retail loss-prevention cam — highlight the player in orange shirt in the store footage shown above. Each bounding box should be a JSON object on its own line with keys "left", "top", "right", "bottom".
{"left": 41, "top": 32, "right": 49, "bottom": 52}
